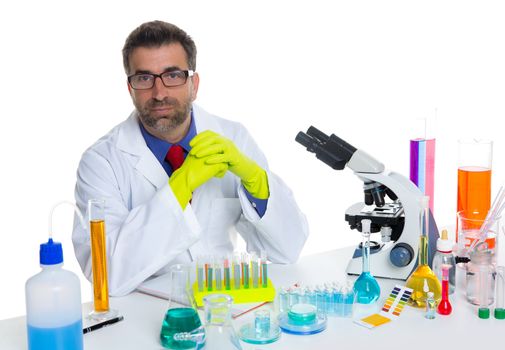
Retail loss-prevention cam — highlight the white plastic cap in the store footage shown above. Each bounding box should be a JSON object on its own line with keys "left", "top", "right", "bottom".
{"left": 436, "top": 229, "right": 453, "bottom": 252}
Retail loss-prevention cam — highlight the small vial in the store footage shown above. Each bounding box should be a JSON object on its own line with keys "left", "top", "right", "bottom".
{"left": 196, "top": 257, "right": 204, "bottom": 292}
{"left": 251, "top": 252, "right": 260, "bottom": 288}
{"left": 288, "top": 287, "right": 299, "bottom": 309}
{"left": 254, "top": 310, "right": 271, "bottom": 337}
{"left": 233, "top": 254, "right": 241, "bottom": 290}
{"left": 425, "top": 292, "right": 436, "bottom": 319}
{"left": 495, "top": 266, "right": 505, "bottom": 319}
{"left": 214, "top": 259, "right": 222, "bottom": 291}
{"left": 279, "top": 287, "right": 289, "bottom": 313}
{"left": 315, "top": 286, "right": 325, "bottom": 315}
{"left": 342, "top": 286, "right": 355, "bottom": 318}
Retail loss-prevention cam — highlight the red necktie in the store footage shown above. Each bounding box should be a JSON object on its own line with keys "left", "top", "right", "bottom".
{"left": 165, "top": 145, "right": 185, "bottom": 172}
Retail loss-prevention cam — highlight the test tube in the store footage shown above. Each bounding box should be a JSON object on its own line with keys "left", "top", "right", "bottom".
{"left": 233, "top": 254, "right": 241, "bottom": 290}
{"left": 261, "top": 250, "right": 268, "bottom": 288}
{"left": 207, "top": 256, "right": 214, "bottom": 292}
{"left": 315, "top": 285, "right": 325, "bottom": 314}
{"left": 223, "top": 256, "right": 231, "bottom": 290}
{"left": 251, "top": 252, "right": 259, "bottom": 288}
{"left": 478, "top": 264, "right": 490, "bottom": 319}
{"left": 197, "top": 256, "right": 204, "bottom": 292}
{"left": 215, "top": 258, "right": 222, "bottom": 291}
{"left": 495, "top": 266, "right": 505, "bottom": 319}
{"left": 242, "top": 253, "right": 250, "bottom": 289}
{"left": 88, "top": 199, "right": 117, "bottom": 320}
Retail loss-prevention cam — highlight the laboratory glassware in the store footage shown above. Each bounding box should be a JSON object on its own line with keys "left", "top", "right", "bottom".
{"left": 88, "top": 199, "right": 118, "bottom": 321}
{"left": 353, "top": 219, "right": 381, "bottom": 304}
{"left": 466, "top": 243, "right": 496, "bottom": 306}
{"left": 239, "top": 309, "right": 281, "bottom": 345}
{"left": 278, "top": 303, "right": 328, "bottom": 335}
{"left": 495, "top": 266, "right": 505, "bottom": 319}
{"left": 457, "top": 211, "right": 499, "bottom": 262}
{"left": 457, "top": 139, "right": 492, "bottom": 241}
{"left": 406, "top": 196, "right": 442, "bottom": 307}
{"left": 410, "top": 116, "right": 436, "bottom": 212}
{"left": 424, "top": 292, "right": 436, "bottom": 319}
{"left": 437, "top": 265, "right": 452, "bottom": 315}
{"left": 202, "top": 294, "right": 242, "bottom": 350}
{"left": 432, "top": 229, "right": 456, "bottom": 294}
{"left": 160, "top": 264, "right": 204, "bottom": 350}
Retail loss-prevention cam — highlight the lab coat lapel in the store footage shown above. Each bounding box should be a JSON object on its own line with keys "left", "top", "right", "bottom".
{"left": 116, "top": 111, "right": 168, "bottom": 190}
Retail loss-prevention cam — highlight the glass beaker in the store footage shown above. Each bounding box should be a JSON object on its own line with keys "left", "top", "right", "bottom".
{"left": 88, "top": 199, "right": 117, "bottom": 321}
{"left": 203, "top": 294, "right": 242, "bottom": 350}
{"left": 456, "top": 139, "right": 492, "bottom": 241}
{"left": 466, "top": 244, "right": 496, "bottom": 306}
{"left": 160, "top": 264, "right": 204, "bottom": 350}
{"left": 457, "top": 210, "right": 499, "bottom": 262}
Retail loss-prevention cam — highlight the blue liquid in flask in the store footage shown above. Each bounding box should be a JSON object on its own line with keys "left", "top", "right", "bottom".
{"left": 353, "top": 219, "right": 380, "bottom": 304}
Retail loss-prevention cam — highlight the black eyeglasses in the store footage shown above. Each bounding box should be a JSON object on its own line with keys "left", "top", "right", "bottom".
{"left": 128, "top": 70, "right": 194, "bottom": 90}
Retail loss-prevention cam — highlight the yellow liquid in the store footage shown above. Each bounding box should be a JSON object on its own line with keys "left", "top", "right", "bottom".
{"left": 406, "top": 235, "right": 442, "bottom": 307}
{"left": 90, "top": 220, "right": 109, "bottom": 312}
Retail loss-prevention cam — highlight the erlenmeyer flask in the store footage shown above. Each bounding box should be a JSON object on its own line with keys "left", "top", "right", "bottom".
{"left": 203, "top": 294, "right": 242, "bottom": 350}
{"left": 160, "top": 264, "right": 204, "bottom": 350}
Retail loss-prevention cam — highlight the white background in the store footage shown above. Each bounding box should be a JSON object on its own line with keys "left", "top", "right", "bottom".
{"left": 0, "top": 0, "right": 504, "bottom": 320}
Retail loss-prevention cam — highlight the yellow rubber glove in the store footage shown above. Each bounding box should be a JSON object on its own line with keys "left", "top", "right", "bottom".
{"left": 169, "top": 154, "right": 228, "bottom": 209}
{"left": 189, "top": 130, "right": 270, "bottom": 199}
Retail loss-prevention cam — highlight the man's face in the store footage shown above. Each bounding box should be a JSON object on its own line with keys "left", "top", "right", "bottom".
{"left": 127, "top": 43, "right": 199, "bottom": 134}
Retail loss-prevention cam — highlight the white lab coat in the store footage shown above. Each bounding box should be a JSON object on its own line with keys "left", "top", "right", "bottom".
{"left": 72, "top": 104, "right": 309, "bottom": 296}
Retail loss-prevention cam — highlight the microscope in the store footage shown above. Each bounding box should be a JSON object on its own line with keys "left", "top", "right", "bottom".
{"left": 296, "top": 126, "right": 438, "bottom": 280}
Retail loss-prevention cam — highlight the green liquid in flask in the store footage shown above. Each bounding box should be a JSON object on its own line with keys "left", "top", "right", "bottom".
{"left": 160, "top": 307, "right": 204, "bottom": 349}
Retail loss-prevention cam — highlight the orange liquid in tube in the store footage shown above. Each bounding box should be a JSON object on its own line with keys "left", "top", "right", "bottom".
{"left": 457, "top": 167, "right": 491, "bottom": 218}
{"left": 90, "top": 220, "right": 109, "bottom": 312}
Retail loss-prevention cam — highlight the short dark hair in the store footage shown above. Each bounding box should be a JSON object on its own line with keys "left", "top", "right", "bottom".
{"left": 122, "top": 20, "right": 197, "bottom": 75}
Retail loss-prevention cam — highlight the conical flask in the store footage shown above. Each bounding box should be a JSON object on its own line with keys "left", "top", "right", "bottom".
{"left": 406, "top": 196, "right": 442, "bottom": 307}
{"left": 203, "top": 294, "right": 242, "bottom": 350}
{"left": 160, "top": 264, "right": 204, "bottom": 349}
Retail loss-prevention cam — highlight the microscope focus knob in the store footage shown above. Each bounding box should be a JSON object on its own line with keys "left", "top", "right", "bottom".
{"left": 390, "top": 243, "right": 414, "bottom": 267}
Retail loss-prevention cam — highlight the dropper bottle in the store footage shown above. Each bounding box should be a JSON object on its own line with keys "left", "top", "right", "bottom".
{"left": 406, "top": 196, "right": 442, "bottom": 307}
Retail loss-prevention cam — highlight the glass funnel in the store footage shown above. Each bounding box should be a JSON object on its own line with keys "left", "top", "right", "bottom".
{"left": 353, "top": 219, "right": 380, "bottom": 304}
{"left": 203, "top": 294, "right": 242, "bottom": 350}
{"left": 160, "top": 264, "right": 204, "bottom": 350}
{"left": 406, "top": 196, "right": 442, "bottom": 307}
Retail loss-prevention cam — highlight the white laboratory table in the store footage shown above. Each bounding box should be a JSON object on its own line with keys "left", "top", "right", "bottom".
{"left": 1, "top": 246, "right": 502, "bottom": 350}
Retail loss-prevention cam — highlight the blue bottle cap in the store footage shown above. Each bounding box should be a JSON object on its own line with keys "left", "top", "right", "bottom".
{"left": 40, "top": 238, "right": 63, "bottom": 265}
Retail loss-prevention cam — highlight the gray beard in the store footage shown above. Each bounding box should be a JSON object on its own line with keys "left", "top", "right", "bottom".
{"left": 137, "top": 97, "right": 192, "bottom": 132}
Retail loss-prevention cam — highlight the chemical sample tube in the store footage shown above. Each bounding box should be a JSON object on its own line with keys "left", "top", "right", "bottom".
{"left": 215, "top": 258, "right": 222, "bottom": 291}
{"left": 88, "top": 199, "right": 117, "bottom": 320}
{"left": 242, "top": 253, "right": 250, "bottom": 289}
{"left": 197, "top": 257, "right": 204, "bottom": 292}
{"left": 223, "top": 256, "right": 231, "bottom": 291}
{"left": 478, "top": 263, "right": 491, "bottom": 319}
{"left": 233, "top": 254, "right": 241, "bottom": 290}
{"left": 261, "top": 250, "right": 268, "bottom": 288}
{"left": 495, "top": 266, "right": 505, "bottom": 319}
{"left": 251, "top": 252, "right": 259, "bottom": 289}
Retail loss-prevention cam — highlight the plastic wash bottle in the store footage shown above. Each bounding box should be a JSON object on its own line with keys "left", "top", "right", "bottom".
{"left": 25, "top": 238, "right": 83, "bottom": 350}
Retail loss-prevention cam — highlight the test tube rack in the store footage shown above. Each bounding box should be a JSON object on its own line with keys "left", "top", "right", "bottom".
{"left": 192, "top": 278, "right": 276, "bottom": 306}
{"left": 194, "top": 252, "right": 274, "bottom": 306}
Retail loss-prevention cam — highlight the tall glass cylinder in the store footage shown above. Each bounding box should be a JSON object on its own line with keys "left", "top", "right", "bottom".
{"left": 457, "top": 139, "right": 493, "bottom": 241}
{"left": 88, "top": 199, "right": 116, "bottom": 320}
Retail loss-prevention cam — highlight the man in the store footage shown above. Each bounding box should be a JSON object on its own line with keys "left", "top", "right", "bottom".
{"left": 72, "top": 20, "right": 308, "bottom": 296}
